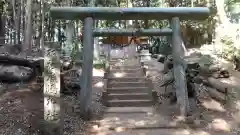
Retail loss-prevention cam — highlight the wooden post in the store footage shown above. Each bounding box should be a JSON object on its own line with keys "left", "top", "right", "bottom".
{"left": 171, "top": 17, "right": 189, "bottom": 116}
{"left": 79, "top": 17, "right": 94, "bottom": 117}
{"left": 44, "top": 41, "right": 61, "bottom": 134}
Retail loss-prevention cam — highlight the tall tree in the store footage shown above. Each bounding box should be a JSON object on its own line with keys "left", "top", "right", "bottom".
{"left": 16, "top": 0, "right": 21, "bottom": 44}
{"left": 0, "top": 0, "right": 4, "bottom": 44}
{"left": 23, "top": 0, "right": 33, "bottom": 53}
{"left": 144, "top": 0, "right": 150, "bottom": 28}
{"left": 40, "top": 0, "right": 45, "bottom": 51}
{"left": 214, "top": 0, "right": 235, "bottom": 46}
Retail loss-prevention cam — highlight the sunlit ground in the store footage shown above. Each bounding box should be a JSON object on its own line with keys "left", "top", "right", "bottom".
{"left": 208, "top": 118, "right": 231, "bottom": 132}
{"left": 113, "top": 72, "right": 126, "bottom": 78}
{"left": 93, "top": 68, "right": 105, "bottom": 77}
{"left": 89, "top": 127, "right": 223, "bottom": 135}
{"left": 94, "top": 81, "right": 104, "bottom": 88}
{"left": 202, "top": 99, "right": 226, "bottom": 112}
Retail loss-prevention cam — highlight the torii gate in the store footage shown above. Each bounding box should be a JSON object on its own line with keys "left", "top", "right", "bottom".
{"left": 44, "top": 7, "right": 210, "bottom": 133}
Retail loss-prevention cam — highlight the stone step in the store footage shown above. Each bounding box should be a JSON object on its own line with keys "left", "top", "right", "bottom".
{"left": 108, "top": 72, "right": 144, "bottom": 78}
{"left": 110, "top": 58, "right": 124, "bottom": 60}
{"left": 110, "top": 69, "right": 143, "bottom": 74}
{"left": 104, "top": 107, "right": 154, "bottom": 113}
{"left": 109, "top": 61, "right": 141, "bottom": 66}
{"left": 110, "top": 65, "right": 141, "bottom": 69}
{"left": 110, "top": 62, "right": 141, "bottom": 65}
{"left": 109, "top": 62, "right": 121, "bottom": 65}
{"left": 106, "top": 93, "right": 151, "bottom": 100}
{"left": 106, "top": 87, "right": 149, "bottom": 94}
{"left": 110, "top": 68, "right": 142, "bottom": 71}
{"left": 109, "top": 60, "right": 126, "bottom": 64}
{"left": 107, "top": 77, "right": 146, "bottom": 82}
{"left": 106, "top": 99, "right": 153, "bottom": 107}
{"left": 108, "top": 82, "right": 147, "bottom": 88}
{"left": 110, "top": 67, "right": 142, "bottom": 71}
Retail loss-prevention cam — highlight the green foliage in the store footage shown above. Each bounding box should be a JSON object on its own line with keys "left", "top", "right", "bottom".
{"left": 219, "top": 36, "right": 240, "bottom": 60}
{"left": 151, "top": 37, "right": 172, "bottom": 55}
{"left": 225, "top": 0, "right": 240, "bottom": 23}
{"left": 158, "top": 41, "right": 172, "bottom": 55}
{"left": 93, "top": 58, "right": 106, "bottom": 69}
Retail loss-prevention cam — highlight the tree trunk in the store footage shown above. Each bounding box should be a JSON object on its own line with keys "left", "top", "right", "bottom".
{"left": 11, "top": 0, "right": 17, "bottom": 44}
{"left": 144, "top": 0, "right": 150, "bottom": 29}
{"left": 126, "top": 0, "right": 133, "bottom": 26}
{"left": 94, "top": 20, "right": 100, "bottom": 60}
{"left": 20, "top": 0, "right": 24, "bottom": 44}
{"left": 50, "top": 19, "right": 55, "bottom": 42}
{"left": 39, "top": 0, "right": 44, "bottom": 54}
{"left": 117, "top": 0, "right": 121, "bottom": 27}
{"left": 0, "top": 54, "right": 42, "bottom": 68}
{"left": 35, "top": 6, "right": 41, "bottom": 50}
{"left": 126, "top": 0, "right": 136, "bottom": 59}
{"left": 47, "top": 13, "right": 51, "bottom": 41}
{"left": 0, "top": 1, "right": 4, "bottom": 44}
{"left": 16, "top": 1, "right": 21, "bottom": 44}
{"left": 23, "top": 0, "right": 32, "bottom": 54}
{"left": 75, "top": 21, "right": 79, "bottom": 38}
{"left": 64, "top": 21, "right": 74, "bottom": 56}
{"left": 214, "top": 0, "right": 230, "bottom": 49}
{"left": 57, "top": 21, "right": 61, "bottom": 43}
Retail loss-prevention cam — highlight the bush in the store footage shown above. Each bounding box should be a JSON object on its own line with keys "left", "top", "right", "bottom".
{"left": 93, "top": 59, "right": 106, "bottom": 69}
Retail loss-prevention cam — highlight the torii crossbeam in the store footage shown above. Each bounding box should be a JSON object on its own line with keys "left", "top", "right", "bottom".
{"left": 50, "top": 7, "right": 210, "bottom": 20}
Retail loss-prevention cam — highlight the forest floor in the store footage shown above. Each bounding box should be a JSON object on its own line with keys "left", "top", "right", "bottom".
{"left": 0, "top": 68, "right": 105, "bottom": 135}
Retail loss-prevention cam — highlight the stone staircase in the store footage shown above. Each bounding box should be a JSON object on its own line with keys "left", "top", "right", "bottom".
{"left": 103, "top": 58, "right": 154, "bottom": 107}
{"left": 89, "top": 58, "right": 169, "bottom": 135}
{"left": 89, "top": 58, "right": 191, "bottom": 135}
